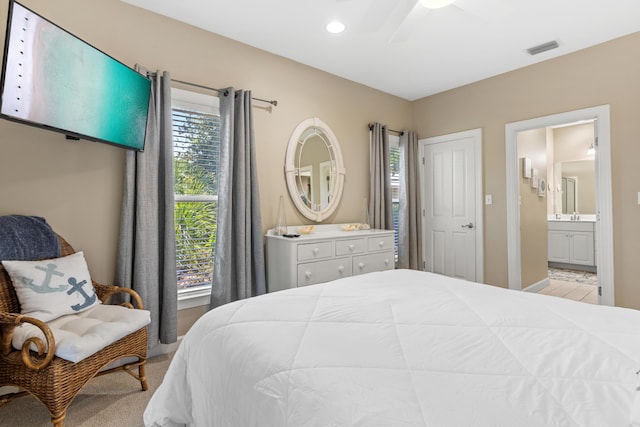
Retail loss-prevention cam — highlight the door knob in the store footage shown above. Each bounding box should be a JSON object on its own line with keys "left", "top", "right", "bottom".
{"left": 461, "top": 223, "right": 474, "bottom": 229}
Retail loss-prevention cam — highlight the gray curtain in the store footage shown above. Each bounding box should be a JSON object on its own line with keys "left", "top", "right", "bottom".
{"left": 369, "top": 123, "right": 392, "bottom": 230}
{"left": 116, "top": 68, "right": 177, "bottom": 348}
{"left": 398, "top": 130, "right": 423, "bottom": 270}
{"left": 211, "top": 88, "right": 266, "bottom": 309}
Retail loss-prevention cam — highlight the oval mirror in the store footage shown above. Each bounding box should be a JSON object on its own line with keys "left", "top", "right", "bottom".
{"left": 285, "top": 118, "right": 345, "bottom": 222}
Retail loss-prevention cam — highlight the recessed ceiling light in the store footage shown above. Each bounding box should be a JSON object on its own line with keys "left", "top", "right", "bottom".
{"left": 419, "top": 0, "right": 456, "bottom": 9}
{"left": 326, "top": 21, "right": 345, "bottom": 34}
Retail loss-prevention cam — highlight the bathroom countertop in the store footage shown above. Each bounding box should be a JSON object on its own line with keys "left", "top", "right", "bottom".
{"left": 547, "top": 215, "right": 596, "bottom": 222}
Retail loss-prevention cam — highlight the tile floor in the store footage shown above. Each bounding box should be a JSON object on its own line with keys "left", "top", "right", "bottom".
{"left": 537, "top": 278, "right": 598, "bottom": 304}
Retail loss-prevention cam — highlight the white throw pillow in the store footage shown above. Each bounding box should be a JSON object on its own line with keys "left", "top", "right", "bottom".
{"left": 2, "top": 252, "right": 101, "bottom": 322}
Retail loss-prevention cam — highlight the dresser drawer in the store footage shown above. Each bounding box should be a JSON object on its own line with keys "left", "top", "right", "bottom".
{"left": 353, "top": 251, "right": 394, "bottom": 276}
{"left": 266, "top": 228, "right": 396, "bottom": 293}
{"left": 367, "top": 235, "right": 395, "bottom": 252}
{"left": 297, "top": 241, "right": 333, "bottom": 261}
{"left": 297, "top": 258, "right": 351, "bottom": 286}
{"left": 335, "top": 238, "right": 366, "bottom": 256}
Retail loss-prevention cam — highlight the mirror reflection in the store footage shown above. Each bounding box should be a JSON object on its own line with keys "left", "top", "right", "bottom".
{"left": 556, "top": 160, "right": 595, "bottom": 214}
{"left": 295, "top": 130, "right": 334, "bottom": 211}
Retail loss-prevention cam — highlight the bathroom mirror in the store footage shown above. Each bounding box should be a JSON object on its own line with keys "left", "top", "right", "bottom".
{"left": 555, "top": 159, "right": 595, "bottom": 214}
{"left": 285, "top": 118, "right": 345, "bottom": 222}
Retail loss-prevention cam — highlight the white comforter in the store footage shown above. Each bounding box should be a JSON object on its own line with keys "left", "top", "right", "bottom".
{"left": 144, "top": 269, "right": 640, "bottom": 426}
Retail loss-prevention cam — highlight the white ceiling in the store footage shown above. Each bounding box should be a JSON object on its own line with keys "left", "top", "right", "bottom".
{"left": 121, "top": 0, "right": 640, "bottom": 101}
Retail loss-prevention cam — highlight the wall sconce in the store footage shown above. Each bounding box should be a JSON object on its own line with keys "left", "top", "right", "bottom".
{"left": 587, "top": 143, "right": 595, "bottom": 155}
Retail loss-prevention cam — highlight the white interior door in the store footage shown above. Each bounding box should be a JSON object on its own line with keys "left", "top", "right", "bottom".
{"left": 420, "top": 129, "right": 483, "bottom": 282}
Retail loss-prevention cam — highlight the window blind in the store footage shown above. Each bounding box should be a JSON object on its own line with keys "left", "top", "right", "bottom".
{"left": 172, "top": 106, "right": 221, "bottom": 291}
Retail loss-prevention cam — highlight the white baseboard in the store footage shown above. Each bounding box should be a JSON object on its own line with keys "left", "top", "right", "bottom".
{"left": 523, "top": 277, "right": 550, "bottom": 293}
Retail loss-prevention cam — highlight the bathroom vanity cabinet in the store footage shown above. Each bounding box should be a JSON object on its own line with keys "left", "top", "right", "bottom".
{"left": 547, "top": 221, "right": 595, "bottom": 267}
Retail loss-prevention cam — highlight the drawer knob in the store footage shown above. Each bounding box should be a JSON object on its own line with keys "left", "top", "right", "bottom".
{"left": 338, "top": 265, "right": 344, "bottom": 273}
{"left": 348, "top": 244, "right": 355, "bottom": 251}
{"left": 313, "top": 248, "right": 320, "bottom": 255}
{"left": 384, "top": 259, "right": 390, "bottom": 265}
{"left": 305, "top": 271, "right": 312, "bottom": 279}
{"left": 378, "top": 241, "right": 385, "bottom": 247}
{"left": 358, "top": 262, "right": 364, "bottom": 270}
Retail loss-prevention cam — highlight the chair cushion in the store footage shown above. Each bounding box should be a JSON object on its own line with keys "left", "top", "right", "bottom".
{"left": 2, "top": 252, "right": 100, "bottom": 322}
{"left": 12, "top": 304, "right": 151, "bottom": 363}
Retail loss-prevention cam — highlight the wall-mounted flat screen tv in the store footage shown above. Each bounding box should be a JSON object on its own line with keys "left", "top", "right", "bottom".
{"left": 0, "top": 1, "right": 151, "bottom": 151}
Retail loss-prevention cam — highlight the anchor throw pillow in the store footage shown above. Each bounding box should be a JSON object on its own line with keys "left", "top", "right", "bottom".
{"left": 2, "top": 251, "right": 101, "bottom": 322}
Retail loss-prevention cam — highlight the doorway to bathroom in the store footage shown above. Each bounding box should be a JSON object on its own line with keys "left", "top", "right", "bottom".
{"left": 505, "top": 105, "right": 614, "bottom": 306}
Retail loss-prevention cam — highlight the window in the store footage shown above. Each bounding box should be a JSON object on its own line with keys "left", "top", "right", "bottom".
{"left": 171, "top": 88, "right": 220, "bottom": 308}
{"left": 389, "top": 136, "right": 400, "bottom": 257}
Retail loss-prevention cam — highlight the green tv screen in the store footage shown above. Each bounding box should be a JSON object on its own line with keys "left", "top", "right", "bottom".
{"left": 0, "top": 1, "right": 151, "bottom": 151}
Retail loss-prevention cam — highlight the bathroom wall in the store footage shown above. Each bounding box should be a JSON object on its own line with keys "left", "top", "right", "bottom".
{"left": 517, "top": 129, "right": 548, "bottom": 288}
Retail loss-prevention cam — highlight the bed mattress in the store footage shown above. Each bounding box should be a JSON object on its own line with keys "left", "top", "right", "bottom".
{"left": 144, "top": 269, "right": 640, "bottom": 426}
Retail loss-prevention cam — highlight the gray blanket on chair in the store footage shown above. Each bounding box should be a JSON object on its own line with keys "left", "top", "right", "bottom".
{"left": 0, "top": 215, "right": 61, "bottom": 261}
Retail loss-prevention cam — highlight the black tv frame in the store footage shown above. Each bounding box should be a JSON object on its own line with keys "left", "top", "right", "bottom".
{"left": 0, "top": 0, "right": 151, "bottom": 151}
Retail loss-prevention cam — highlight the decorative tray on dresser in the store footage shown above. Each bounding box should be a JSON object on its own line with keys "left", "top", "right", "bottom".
{"left": 265, "top": 224, "right": 395, "bottom": 293}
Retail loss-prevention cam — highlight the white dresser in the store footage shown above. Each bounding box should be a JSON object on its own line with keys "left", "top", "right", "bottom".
{"left": 266, "top": 224, "right": 395, "bottom": 292}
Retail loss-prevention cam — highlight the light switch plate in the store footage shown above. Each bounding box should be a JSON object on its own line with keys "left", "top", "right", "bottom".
{"left": 485, "top": 195, "right": 493, "bottom": 205}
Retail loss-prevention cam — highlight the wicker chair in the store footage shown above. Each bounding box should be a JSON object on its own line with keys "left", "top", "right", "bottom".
{"left": 0, "top": 234, "right": 148, "bottom": 427}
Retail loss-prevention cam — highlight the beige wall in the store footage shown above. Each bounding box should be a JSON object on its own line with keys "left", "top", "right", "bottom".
{"left": 0, "top": 0, "right": 411, "bottom": 287}
{"left": 2, "top": 0, "right": 640, "bottom": 318}
{"left": 517, "top": 129, "right": 549, "bottom": 288}
{"left": 413, "top": 31, "right": 640, "bottom": 308}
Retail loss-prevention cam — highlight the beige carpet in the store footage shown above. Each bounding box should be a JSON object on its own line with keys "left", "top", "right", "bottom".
{"left": 0, "top": 352, "right": 173, "bottom": 427}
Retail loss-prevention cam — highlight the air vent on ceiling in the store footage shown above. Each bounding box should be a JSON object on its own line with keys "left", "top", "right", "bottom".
{"left": 527, "top": 40, "right": 559, "bottom": 56}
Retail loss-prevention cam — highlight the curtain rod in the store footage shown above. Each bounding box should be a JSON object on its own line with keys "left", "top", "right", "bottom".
{"left": 368, "top": 123, "right": 404, "bottom": 136}
{"left": 172, "top": 78, "right": 278, "bottom": 106}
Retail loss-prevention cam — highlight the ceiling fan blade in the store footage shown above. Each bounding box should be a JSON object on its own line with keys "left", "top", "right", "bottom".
{"left": 353, "top": 0, "right": 420, "bottom": 34}
{"left": 389, "top": 1, "right": 429, "bottom": 43}
{"left": 355, "top": 1, "right": 404, "bottom": 33}
{"left": 452, "top": 0, "right": 514, "bottom": 23}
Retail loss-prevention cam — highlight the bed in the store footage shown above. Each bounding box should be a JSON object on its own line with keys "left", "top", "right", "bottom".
{"left": 144, "top": 269, "right": 640, "bottom": 426}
